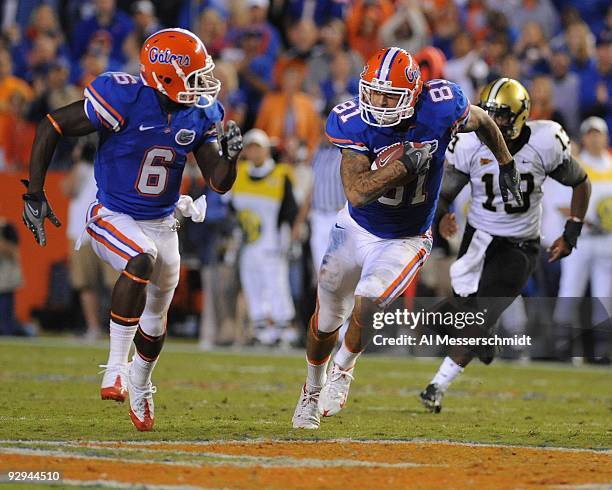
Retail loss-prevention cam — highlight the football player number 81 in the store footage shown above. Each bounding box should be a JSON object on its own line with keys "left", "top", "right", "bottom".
{"left": 333, "top": 101, "right": 428, "bottom": 207}
{"left": 333, "top": 100, "right": 361, "bottom": 123}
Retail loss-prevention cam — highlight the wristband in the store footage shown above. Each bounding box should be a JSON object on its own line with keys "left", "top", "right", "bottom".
{"left": 46, "top": 114, "right": 63, "bottom": 135}
{"left": 562, "top": 219, "right": 583, "bottom": 248}
{"left": 499, "top": 159, "right": 517, "bottom": 174}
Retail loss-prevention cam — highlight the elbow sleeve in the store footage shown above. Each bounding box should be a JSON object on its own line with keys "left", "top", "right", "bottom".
{"left": 548, "top": 156, "right": 588, "bottom": 187}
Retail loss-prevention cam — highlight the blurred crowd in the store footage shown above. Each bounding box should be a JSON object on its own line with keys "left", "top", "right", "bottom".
{"left": 0, "top": 0, "right": 610, "bottom": 170}
{"left": 0, "top": 0, "right": 610, "bottom": 359}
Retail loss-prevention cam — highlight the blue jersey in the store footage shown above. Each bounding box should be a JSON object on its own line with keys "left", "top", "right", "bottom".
{"left": 326, "top": 80, "right": 470, "bottom": 238}
{"left": 84, "top": 72, "right": 224, "bottom": 220}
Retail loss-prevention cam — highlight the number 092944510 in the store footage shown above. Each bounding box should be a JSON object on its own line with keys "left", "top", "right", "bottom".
{"left": 4, "top": 471, "right": 62, "bottom": 482}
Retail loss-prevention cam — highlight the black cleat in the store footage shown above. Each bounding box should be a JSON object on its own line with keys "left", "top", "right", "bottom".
{"left": 419, "top": 383, "right": 443, "bottom": 413}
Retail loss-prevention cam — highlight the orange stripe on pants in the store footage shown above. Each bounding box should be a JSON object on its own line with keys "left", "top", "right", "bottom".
{"left": 87, "top": 228, "right": 132, "bottom": 261}
{"left": 376, "top": 248, "right": 426, "bottom": 305}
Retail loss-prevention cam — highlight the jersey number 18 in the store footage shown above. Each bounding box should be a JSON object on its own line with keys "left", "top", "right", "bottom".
{"left": 482, "top": 172, "right": 534, "bottom": 213}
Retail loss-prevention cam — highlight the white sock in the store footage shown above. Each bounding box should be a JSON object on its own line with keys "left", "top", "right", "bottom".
{"left": 306, "top": 358, "right": 328, "bottom": 390}
{"left": 333, "top": 341, "right": 361, "bottom": 370}
{"left": 431, "top": 356, "right": 464, "bottom": 391}
{"left": 131, "top": 353, "right": 157, "bottom": 388}
{"left": 106, "top": 320, "right": 138, "bottom": 366}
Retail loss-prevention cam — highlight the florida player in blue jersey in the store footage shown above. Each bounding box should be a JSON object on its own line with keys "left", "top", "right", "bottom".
{"left": 21, "top": 29, "right": 243, "bottom": 431}
{"left": 292, "top": 47, "right": 524, "bottom": 429}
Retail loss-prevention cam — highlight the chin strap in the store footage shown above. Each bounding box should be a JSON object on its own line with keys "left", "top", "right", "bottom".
{"left": 151, "top": 72, "right": 167, "bottom": 95}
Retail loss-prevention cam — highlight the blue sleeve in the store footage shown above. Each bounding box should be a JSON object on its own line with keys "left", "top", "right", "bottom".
{"left": 196, "top": 101, "right": 226, "bottom": 147}
{"left": 325, "top": 106, "right": 368, "bottom": 154}
{"left": 448, "top": 82, "right": 471, "bottom": 131}
{"left": 83, "top": 72, "right": 130, "bottom": 132}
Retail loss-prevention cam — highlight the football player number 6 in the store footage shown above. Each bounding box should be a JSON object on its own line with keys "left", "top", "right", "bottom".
{"left": 136, "top": 147, "right": 175, "bottom": 196}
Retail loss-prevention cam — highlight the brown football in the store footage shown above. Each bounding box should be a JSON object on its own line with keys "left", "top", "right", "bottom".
{"left": 371, "top": 142, "right": 405, "bottom": 170}
{"left": 371, "top": 142, "right": 416, "bottom": 185}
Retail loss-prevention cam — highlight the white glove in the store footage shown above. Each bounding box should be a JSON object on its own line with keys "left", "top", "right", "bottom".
{"left": 176, "top": 194, "right": 207, "bottom": 223}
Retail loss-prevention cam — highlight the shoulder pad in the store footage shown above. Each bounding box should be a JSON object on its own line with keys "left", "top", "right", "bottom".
{"left": 84, "top": 72, "right": 141, "bottom": 131}
{"left": 325, "top": 99, "right": 368, "bottom": 153}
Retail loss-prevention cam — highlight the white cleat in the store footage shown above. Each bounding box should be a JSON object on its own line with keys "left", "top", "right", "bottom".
{"left": 318, "top": 363, "right": 354, "bottom": 417}
{"left": 126, "top": 363, "right": 156, "bottom": 432}
{"left": 292, "top": 384, "right": 322, "bottom": 429}
{"left": 99, "top": 363, "right": 127, "bottom": 402}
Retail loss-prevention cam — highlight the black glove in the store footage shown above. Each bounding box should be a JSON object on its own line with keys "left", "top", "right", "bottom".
{"left": 217, "top": 120, "right": 243, "bottom": 160}
{"left": 562, "top": 218, "right": 583, "bottom": 249}
{"left": 499, "top": 160, "right": 524, "bottom": 206}
{"left": 21, "top": 179, "right": 61, "bottom": 247}
{"left": 399, "top": 141, "right": 433, "bottom": 175}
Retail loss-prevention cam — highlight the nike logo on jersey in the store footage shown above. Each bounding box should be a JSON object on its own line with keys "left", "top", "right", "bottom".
{"left": 27, "top": 203, "right": 39, "bottom": 217}
{"left": 139, "top": 124, "right": 155, "bottom": 131}
{"left": 378, "top": 153, "right": 395, "bottom": 167}
{"left": 334, "top": 223, "right": 345, "bottom": 229}
{"left": 480, "top": 158, "right": 493, "bottom": 165}
{"left": 373, "top": 146, "right": 387, "bottom": 154}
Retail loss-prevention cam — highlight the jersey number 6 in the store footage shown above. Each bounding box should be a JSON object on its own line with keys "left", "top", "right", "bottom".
{"left": 136, "top": 147, "right": 176, "bottom": 196}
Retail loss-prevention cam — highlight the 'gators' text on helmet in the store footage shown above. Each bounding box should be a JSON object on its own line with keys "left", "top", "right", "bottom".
{"left": 140, "top": 28, "right": 220, "bottom": 108}
{"left": 359, "top": 47, "right": 423, "bottom": 128}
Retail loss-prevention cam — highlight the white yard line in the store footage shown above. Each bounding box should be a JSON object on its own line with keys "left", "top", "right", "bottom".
{"left": 42, "top": 480, "right": 206, "bottom": 490}
{"left": 0, "top": 446, "right": 432, "bottom": 469}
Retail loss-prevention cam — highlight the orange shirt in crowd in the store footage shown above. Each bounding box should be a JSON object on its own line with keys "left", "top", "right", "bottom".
{"left": 0, "top": 75, "right": 35, "bottom": 170}
{"left": 255, "top": 92, "right": 321, "bottom": 158}
{"left": 0, "top": 76, "right": 33, "bottom": 112}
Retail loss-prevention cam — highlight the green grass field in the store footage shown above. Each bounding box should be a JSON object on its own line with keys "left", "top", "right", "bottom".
{"left": 0, "top": 337, "right": 610, "bottom": 449}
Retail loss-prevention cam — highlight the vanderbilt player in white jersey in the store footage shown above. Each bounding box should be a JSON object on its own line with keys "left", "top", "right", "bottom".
{"left": 419, "top": 78, "right": 592, "bottom": 412}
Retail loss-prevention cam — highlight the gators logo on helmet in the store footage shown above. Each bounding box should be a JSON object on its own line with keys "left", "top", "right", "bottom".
{"left": 140, "top": 28, "right": 220, "bottom": 108}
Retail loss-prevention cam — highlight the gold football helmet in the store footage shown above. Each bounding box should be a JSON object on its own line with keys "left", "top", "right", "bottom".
{"left": 479, "top": 78, "right": 530, "bottom": 140}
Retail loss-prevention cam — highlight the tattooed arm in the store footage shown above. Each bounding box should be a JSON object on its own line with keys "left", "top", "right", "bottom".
{"left": 459, "top": 105, "right": 512, "bottom": 166}
{"left": 340, "top": 149, "right": 414, "bottom": 207}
